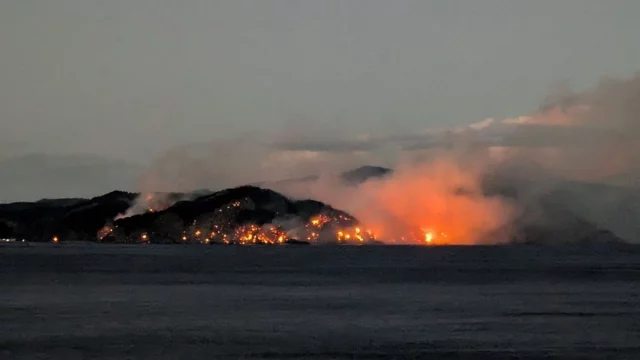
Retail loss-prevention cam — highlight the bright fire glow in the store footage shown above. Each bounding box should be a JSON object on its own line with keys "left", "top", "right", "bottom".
{"left": 311, "top": 159, "right": 515, "bottom": 245}
{"left": 97, "top": 225, "right": 114, "bottom": 240}
{"left": 99, "top": 185, "right": 498, "bottom": 245}
{"left": 425, "top": 231, "right": 433, "bottom": 244}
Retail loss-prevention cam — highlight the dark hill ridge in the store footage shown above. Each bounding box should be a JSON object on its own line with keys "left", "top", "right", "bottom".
{"left": 0, "top": 185, "right": 360, "bottom": 244}
{"left": 0, "top": 165, "right": 632, "bottom": 245}
{"left": 0, "top": 191, "right": 137, "bottom": 241}
{"left": 340, "top": 166, "right": 393, "bottom": 185}
{"left": 483, "top": 175, "right": 638, "bottom": 244}
{"left": 110, "top": 186, "right": 358, "bottom": 244}
{"left": 255, "top": 165, "right": 394, "bottom": 188}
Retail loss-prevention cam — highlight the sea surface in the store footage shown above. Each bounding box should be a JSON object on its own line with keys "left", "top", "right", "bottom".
{"left": 1, "top": 243, "right": 639, "bottom": 359}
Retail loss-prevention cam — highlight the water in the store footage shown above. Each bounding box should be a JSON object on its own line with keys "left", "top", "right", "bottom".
{"left": 1, "top": 244, "right": 639, "bottom": 359}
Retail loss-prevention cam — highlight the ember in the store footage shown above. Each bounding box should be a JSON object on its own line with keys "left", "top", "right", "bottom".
{"left": 97, "top": 225, "right": 114, "bottom": 241}
{"left": 98, "top": 186, "right": 458, "bottom": 245}
{"left": 303, "top": 213, "right": 377, "bottom": 244}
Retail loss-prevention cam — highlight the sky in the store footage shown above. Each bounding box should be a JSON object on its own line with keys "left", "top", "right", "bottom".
{"left": 1, "top": 0, "right": 640, "bottom": 200}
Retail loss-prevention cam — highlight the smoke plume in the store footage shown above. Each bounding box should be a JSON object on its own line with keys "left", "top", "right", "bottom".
{"left": 120, "top": 73, "right": 640, "bottom": 244}
{"left": 271, "top": 74, "right": 640, "bottom": 244}
{"left": 486, "top": 74, "right": 640, "bottom": 241}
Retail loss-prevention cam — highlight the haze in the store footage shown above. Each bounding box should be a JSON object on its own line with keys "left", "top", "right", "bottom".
{"left": 2, "top": 0, "right": 640, "bottom": 201}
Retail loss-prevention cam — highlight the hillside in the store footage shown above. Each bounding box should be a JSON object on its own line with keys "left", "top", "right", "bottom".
{"left": 0, "top": 165, "right": 632, "bottom": 246}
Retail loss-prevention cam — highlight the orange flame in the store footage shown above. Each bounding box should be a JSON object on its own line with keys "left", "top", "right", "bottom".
{"left": 309, "top": 158, "right": 515, "bottom": 245}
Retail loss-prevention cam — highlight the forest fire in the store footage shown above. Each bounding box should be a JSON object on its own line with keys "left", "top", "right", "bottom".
{"left": 97, "top": 225, "right": 114, "bottom": 241}
{"left": 312, "top": 159, "right": 515, "bottom": 245}
{"left": 335, "top": 227, "right": 373, "bottom": 243}
{"left": 97, "top": 204, "right": 456, "bottom": 245}
{"left": 97, "top": 185, "right": 480, "bottom": 245}
{"left": 301, "top": 214, "right": 379, "bottom": 243}
{"left": 11, "top": 74, "right": 638, "bottom": 248}
{"left": 233, "top": 224, "right": 287, "bottom": 244}
{"left": 178, "top": 220, "right": 287, "bottom": 245}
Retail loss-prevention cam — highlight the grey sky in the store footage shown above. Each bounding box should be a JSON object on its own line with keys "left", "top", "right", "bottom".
{"left": 2, "top": 0, "right": 640, "bottom": 164}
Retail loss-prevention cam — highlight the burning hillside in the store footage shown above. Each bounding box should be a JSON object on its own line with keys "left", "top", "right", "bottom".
{"left": 99, "top": 186, "right": 379, "bottom": 245}
{"left": 0, "top": 167, "right": 630, "bottom": 246}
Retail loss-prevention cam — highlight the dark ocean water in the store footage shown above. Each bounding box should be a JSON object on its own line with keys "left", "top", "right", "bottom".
{"left": 1, "top": 243, "right": 639, "bottom": 359}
